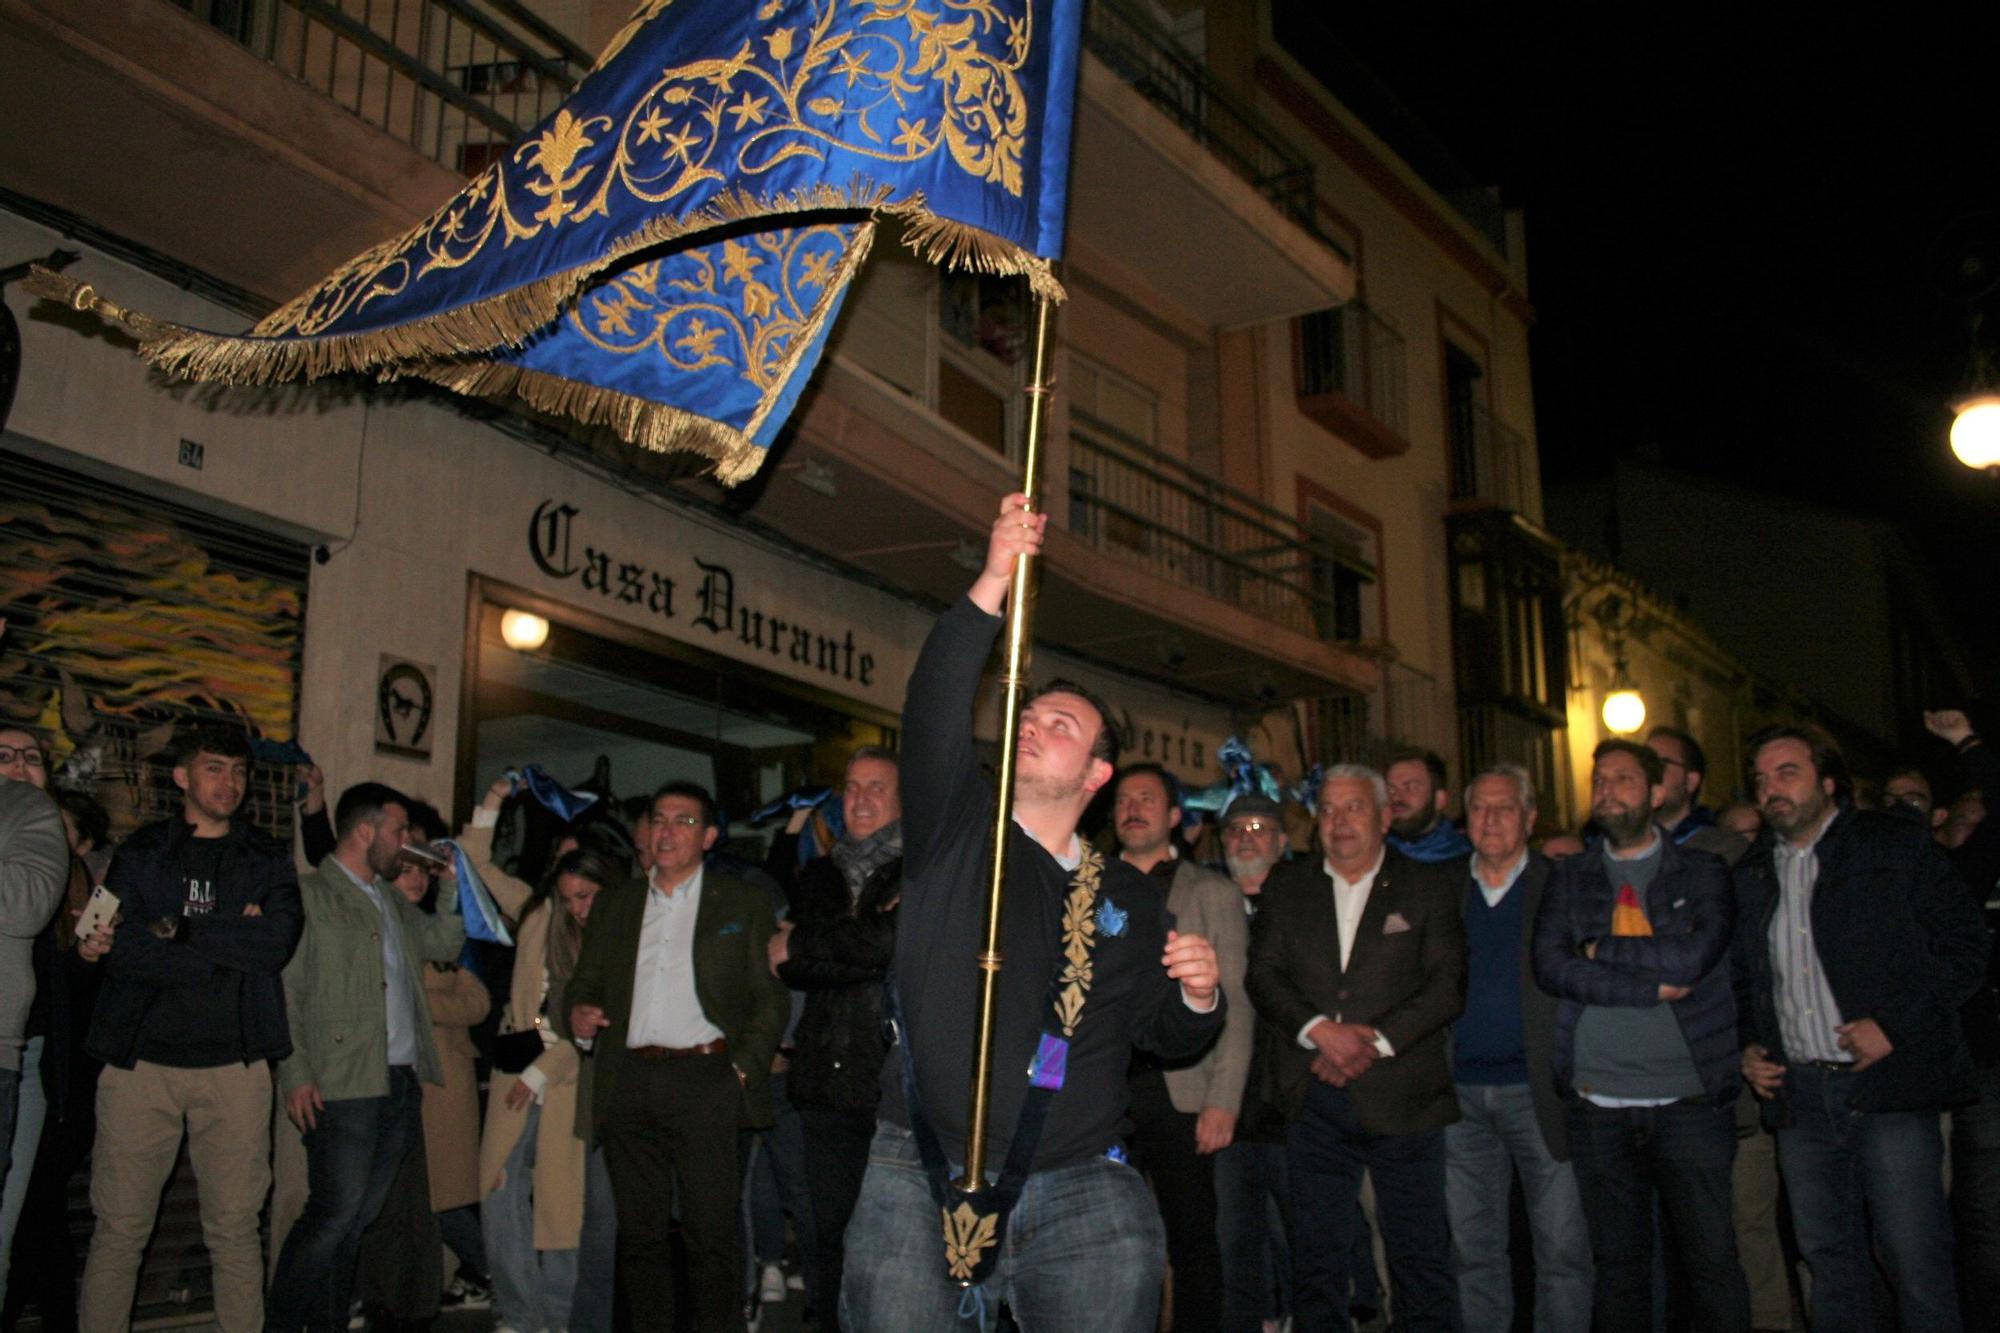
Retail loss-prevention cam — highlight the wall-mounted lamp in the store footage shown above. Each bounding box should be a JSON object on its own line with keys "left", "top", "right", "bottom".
{"left": 499, "top": 609, "right": 550, "bottom": 651}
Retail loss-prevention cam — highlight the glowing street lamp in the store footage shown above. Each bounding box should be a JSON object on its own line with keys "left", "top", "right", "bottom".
{"left": 1951, "top": 393, "right": 2000, "bottom": 472}
{"left": 1602, "top": 686, "right": 1647, "bottom": 736}
{"left": 499, "top": 609, "right": 550, "bottom": 651}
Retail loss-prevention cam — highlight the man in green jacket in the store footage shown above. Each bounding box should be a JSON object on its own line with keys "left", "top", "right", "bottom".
{"left": 269, "top": 783, "right": 465, "bottom": 1333}
{"left": 569, "top": 780, "right": 787, "bottom": 1333}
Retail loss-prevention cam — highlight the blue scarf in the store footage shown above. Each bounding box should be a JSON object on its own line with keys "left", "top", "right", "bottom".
{"left": 1389, "top": 817, "right": 1473, "bottom": 864}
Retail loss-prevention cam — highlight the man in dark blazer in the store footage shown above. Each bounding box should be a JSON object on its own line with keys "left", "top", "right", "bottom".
{"left": 1246, "top": 763, "right": 1468, "bottom": 1333}
{"left": 1734, "top": 725, "right": 1987, "bottom": 1333}
{"left": 1442, "top": 765, "right": 1588, "bottom": 1333}
{"left": 569, "top": 780, "right": 787, "bottom": 1333}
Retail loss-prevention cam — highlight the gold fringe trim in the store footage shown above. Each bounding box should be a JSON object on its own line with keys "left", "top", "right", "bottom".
{"left": 417, "top": 357, "right": 766, "bottom": 483}
{"left": 23, "top": 179, "right": 1063, "bottom": 394}
{"left": 404, "top": 219, "right": 878, "bottom": 487}
{"left": 883, "top": 200, "right": 1065, "bottom": 303}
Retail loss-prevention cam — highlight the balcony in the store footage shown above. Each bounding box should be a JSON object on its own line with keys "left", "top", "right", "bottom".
{"left": 1298, "top": 656, "right": 1455, "bottom": 772}
{"left": 1449, "top": 402, "right": 1535, "bottom": 515}
{"left": 1294, "top": 299, "right": 1409, "bottom": 459}
{"left": 1068, "top": 0, "right": 1353, "bottom": 329}
{"left": 0, "top": 0, "right": 580, "bottom": 305}
{"left": 742, "top": 359, "right": 1385, "bottom": 706}
{"left": 1066, "top": 409, "right": 1374, "bottom": 641}
{"left": 180, "top": 0, "right": 588, "bottom": 174}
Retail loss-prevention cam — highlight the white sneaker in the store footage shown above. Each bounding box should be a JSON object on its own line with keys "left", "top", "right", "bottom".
{"left": 786, "top": 1269, "right": 806, "bottom": 1292}
{"left": 758, "top": 1262, "right": 787, "bottom": 1304}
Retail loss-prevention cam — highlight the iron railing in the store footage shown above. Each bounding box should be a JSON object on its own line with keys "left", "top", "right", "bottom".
{"left": 175, "top": 0, "right": 589, "bottom": 176}
{"left": 1458, "top": 702, "right": 1560, "bottom": 815}
{"left": 1297, "top": 300, "right": 1408, "bottom": 438}
{"left": 1382, "top": 659, "right": 1454, "bottom": 759}
{"left": 1448, "top": 401, "right": 1534, "bottom": 514}
{"left": 1083, "top": 0, "right": 1332, "bottom": 249}
{"left": 1067, "top": 410, "right": 1372, "bottom": 640}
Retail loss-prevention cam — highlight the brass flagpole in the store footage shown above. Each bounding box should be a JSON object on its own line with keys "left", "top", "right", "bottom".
{"left": 957, "top": 290, "right": 1056, "bottom": 1194}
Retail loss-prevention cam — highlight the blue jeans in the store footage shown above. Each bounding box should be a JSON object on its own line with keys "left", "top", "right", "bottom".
{"left": 1286, "top": 1080, "right": 1459, "bottom": 1333}
{"left": 1215, "top": 1138, "right": 1291, "bottom": 1332}
{"left": 0, "top": 1036, "right": 46, "bottom": 1310}
{"left": 1953, "top": 1062, "right": 2000, "bottom": 1333}
{"left": 1445, "top": 1082, "right": 1591, "bottom": 1333}
{"left": 841, "top": 1122, "right": 1165, "bottom": 1332}
{"left": 744, "top": 1071, "right": 816, "bottom": 1303}
{"left": 570, "top": 1147, "right": 617, "bottom": 1333}
{"left": 485, "top": 1100, "right": 578, "bottom": 1333}
{"left": 269, "top": 1067, "right": 425, "bottom": 1333}
{"left": 1567, "top": 1097, "right": 1748, "bottom": 1333}
{"left": 1779, "top": 1062, "right": 1962, "bottom": 1333}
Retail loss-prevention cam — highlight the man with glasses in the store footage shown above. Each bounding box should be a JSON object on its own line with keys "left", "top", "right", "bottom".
{"left": 568, "top": 781, "right": 787, "bottom": 1333}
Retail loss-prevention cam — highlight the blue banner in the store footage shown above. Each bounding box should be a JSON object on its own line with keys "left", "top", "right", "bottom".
{"left": 28, "top": 0, "right": 1085, "bottom": 484}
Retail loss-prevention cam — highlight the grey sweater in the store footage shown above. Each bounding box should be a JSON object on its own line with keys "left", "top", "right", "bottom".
{"left": 0, "top": 780, "right": 69, "bottom": 1070}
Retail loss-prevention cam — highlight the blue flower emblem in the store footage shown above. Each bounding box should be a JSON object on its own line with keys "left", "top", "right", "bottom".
{"left": 1095, "top": 899, "right": 1128, "bottom": 938}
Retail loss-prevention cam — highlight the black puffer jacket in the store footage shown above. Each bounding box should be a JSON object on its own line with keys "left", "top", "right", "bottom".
{"left": 776, "top": 850, "right": 900, "bottom": 1111}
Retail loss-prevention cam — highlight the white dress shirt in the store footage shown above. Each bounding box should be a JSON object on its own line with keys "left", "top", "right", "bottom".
{"left": 1298, "top": 851, "right": 1394, "bottom": 1058}
{"left": 626, "top": 864, "right": 725, "bottom": 1049}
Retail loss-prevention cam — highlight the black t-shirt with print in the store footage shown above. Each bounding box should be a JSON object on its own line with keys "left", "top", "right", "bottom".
{"left": 134, "top": 831, "right": 243, "bottom": 1068}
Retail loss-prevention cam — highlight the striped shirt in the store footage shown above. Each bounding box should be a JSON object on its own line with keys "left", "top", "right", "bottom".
{"left": 1769, "top": 812, "right": 1849, "bottom": 1064}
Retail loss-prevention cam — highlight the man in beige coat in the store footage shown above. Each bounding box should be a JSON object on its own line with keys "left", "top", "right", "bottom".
{"left": 1112, "top": 763, "right": 1252, "bottom": 1332}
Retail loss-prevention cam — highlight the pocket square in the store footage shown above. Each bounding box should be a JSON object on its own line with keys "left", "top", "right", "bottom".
{"left": 1382, "top": 912, "right": 1413, "bottom": 935}
{"left": 717, "top": 921, "right": 744, "bottom": 936}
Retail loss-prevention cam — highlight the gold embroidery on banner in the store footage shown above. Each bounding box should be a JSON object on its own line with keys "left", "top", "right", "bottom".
{"left": 246, "top": 0, "right": 1043, "bottom": 345}
{"left": 943, "top": 1200, "right": 999, "bottom": 1282}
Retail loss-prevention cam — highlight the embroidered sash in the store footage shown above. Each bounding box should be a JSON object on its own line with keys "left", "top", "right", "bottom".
{"left": 890, "top": 843, "right": 1109, "bottom": 1289}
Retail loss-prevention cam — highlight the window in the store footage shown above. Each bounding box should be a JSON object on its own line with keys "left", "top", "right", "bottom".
{"left": 1444, "top": 342, "right": 1485, "bottom": 501}
{"left": 1305, "top": 505, "right": 1377, "bottom": 643}
{"left": 1066, "top": 354, "right": 1162, "bottom": 554}
{"left": 1294, "top": 300, "right": 1408, "bottom": 455}
{"left": 832, "top": 230, "right": 1029, "bottom": 459}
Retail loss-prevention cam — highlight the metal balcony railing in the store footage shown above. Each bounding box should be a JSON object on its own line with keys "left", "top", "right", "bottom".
{"left": 174, "top": 0, "right": 590, "bottom": 176}
{"left": 1067, "top": 410, "right": 1372, "bottom": 641}
{"left": 1297, "top": 300, "right": 1408, "bottom": 438}
{"left": 1083, "top": 0, "right": 1334, "bottom": 251}
{"left": 1448, "top": 402, "right": 1534, "bottom": 514}
{"left": 1383, "top": 659, "right": 1454, "bottom": 758}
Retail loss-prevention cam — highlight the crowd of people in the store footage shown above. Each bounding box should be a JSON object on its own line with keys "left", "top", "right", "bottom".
{"left": 0, "top": 492, "right": 1995, "bottom": 1333}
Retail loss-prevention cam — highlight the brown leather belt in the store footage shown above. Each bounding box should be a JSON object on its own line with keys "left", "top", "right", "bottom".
{"left": 629, "top": 1038, "right": 729, "bottom": 1062}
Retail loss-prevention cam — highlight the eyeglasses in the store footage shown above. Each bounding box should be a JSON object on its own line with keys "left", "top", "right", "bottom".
{"left": 656, "top": 813, "right": 704, "bottom": 830}
{"left": 0, "top": 746, "right": 45, "bottom": 767}
{"left": 1224, "top": 820, "right": 1276, "bottom": 838}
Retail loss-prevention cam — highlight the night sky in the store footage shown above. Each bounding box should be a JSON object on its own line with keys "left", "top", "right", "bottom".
{"left": 1276, "top": 5, "right": 2000, "bottom": 689}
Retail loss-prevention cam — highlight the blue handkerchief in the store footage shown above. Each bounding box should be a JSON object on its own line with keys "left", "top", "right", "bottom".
{"left": 718, "top": 921, "right": 744, "bottom": 937}
{"left": 1095, "top": 899, "right": 1128, "bottom": 939}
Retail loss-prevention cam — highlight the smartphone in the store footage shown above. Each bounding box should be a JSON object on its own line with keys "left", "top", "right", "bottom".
{"left": 74, "top": 885, "right": 118, "bottom": 940}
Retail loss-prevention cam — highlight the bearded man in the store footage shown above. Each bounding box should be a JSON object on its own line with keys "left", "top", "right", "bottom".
{"left": 1531, "top": 739, "right": 1748, "bottom": 1333}
{"left": 1733, "top": 725, "right": 1986, "bottom": 1333}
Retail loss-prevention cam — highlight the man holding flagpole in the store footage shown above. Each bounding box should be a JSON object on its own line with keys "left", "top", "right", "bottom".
{"left": 843, "top": 494, "right": 1225, "bottom": 1331}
